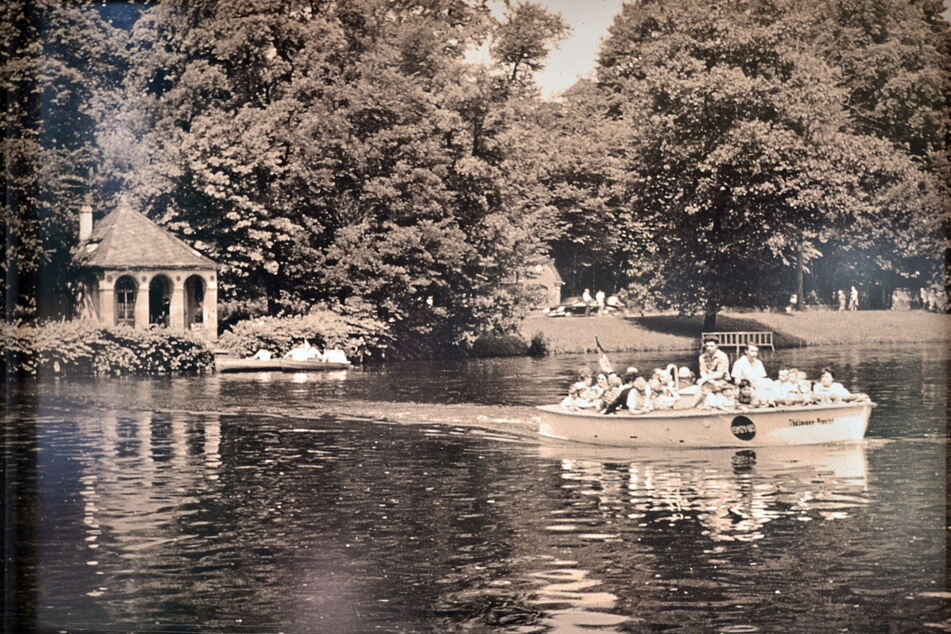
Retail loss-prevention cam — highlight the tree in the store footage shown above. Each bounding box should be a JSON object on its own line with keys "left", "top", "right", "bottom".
{"left": 1, "top": 1, "right": 129, "bottom": 319}
{"left": 591, "top": 0, "right": 946, "bottom": 327}
{"left": 117, "top": 0, "right": 568, "bottom": 355}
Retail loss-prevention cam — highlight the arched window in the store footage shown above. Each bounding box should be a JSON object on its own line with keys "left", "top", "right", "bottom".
{"left": 115, "top": 276, "right": 137, "bottom": 327}
{"left": 149, "top": 275, "right": 172, "bottom": 326}
{"left": 184, "top": 275, "right": 205, "bottom": 327}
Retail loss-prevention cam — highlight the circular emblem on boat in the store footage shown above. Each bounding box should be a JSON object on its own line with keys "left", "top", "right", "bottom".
{"left": 731, "top": 415, "right": 756, "bottom": 441}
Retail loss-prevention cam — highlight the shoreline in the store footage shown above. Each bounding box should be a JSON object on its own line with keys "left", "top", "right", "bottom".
{"left": 519, "top": 309, "right": 951, "bottom": 355}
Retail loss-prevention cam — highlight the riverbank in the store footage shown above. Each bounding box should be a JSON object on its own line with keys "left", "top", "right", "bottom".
{"left": 520, "top": 309, "right": 951, "bottom": 354}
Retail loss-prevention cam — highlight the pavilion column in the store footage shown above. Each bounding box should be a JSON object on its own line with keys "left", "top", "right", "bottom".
{"left": 134, "top": 276, "right": 150, "bottom": 329}
{"left": 98, "top": 282, "right": 114, "bottom": 326}
{"left": 204, "top": 275, "right": 218, "bottom": 341}
{"left": 169, "top": 278, "right": 185, "bottom": 332}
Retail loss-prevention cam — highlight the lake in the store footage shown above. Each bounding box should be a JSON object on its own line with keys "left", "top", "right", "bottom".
{"left": 4, "top": 343, "right": 947, "bottom": 632}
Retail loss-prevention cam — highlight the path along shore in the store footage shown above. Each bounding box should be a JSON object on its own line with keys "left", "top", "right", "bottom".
{"left": 521, "top": 309, "right": 951, "bottom": 354}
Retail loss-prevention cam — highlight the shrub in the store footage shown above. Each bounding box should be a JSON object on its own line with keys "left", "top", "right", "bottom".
{"left": 470, "top": 334, "right": 530, "bottom": 358}
{"left": 217, "top": 305, "right": 392, "bottom": 362}
{"left": 1, "top": 320, "right": 214, "bottom": 377}
{"left": 527, "top": 331, "right": 551, "bottom": 357}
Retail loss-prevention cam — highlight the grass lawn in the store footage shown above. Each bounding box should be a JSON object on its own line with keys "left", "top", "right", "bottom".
{"left": 520, "top": 309, "right": 950, "bottom": 354}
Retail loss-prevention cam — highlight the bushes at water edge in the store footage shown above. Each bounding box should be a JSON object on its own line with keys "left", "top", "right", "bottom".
{"left": 217, "top": 306, "right": 392, "bottom": 362}
{"left": 1, "top": 321, "right": 214, "bottom": 376}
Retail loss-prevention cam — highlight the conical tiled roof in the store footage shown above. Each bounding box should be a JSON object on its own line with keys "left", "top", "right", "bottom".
{"left": 75, "top": 201, "right": 216, "bottom": 269}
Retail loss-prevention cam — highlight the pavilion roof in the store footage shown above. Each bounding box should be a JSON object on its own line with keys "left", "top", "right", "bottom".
{"left": 75, "top": 201, "right": 216, "bottom": 269}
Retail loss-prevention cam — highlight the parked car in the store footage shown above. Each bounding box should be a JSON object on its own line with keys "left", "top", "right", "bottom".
{"left": 542, "top": 295, "right": 624, "bottom": 317}
{"left": 543, "top": 296, "right": 591, "bottom": 317}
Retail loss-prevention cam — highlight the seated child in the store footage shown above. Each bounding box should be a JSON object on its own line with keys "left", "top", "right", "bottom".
{"left": 597, "top": 373, "right": 623, "bottom": 410}
{"left": 736, "top": 379, "right": 761, "bottom": 409}
{"left": 561, "top": 366, "right": 600, "bottom": 409}
{"left": 653, "top": 379, "right": 680, "bottom": 409}
{"left": 698, "top": 383, "right": 727, "bottom": 410}
{"left": 718, "top": 384, "right": 737, "bottom": 410}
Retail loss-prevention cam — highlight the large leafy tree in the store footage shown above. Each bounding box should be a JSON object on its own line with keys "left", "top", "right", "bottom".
{"left": 2, "top": 1, "right": 128, "bottom": 319}
{"left": 590, "top": 0, "right": 946, "bottom": 327}
{"left": 117, "top": 0, "right": 567, "bottom": 353}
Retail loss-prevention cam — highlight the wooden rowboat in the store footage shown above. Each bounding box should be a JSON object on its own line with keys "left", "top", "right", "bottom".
{"left": 537, "top": 401, "right": 874, "bottom": 448}
{"left": 215, "top": 357, "right": 351, "bottom": 373}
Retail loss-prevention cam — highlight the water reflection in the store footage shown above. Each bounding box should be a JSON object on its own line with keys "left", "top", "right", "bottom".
{"left": 540, "top": 445, "right": 869, "bottom": 543}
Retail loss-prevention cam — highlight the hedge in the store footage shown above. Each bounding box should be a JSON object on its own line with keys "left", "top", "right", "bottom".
{"left": 2, "top": 320, "right": 214, "bottom": 376}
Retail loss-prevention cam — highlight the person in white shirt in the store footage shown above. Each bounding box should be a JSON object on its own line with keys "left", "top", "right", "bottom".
{"left": 626, "top": 376, "right": 653, "bottom": 413}
{"left": 812, "top": 368, "right": 868, "bottom": 403}
{"left": 731, "top": 344, "right": 767, "bottom": 384}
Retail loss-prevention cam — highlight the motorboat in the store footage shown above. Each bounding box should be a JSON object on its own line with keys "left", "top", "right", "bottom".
{"left": 536, "top": 401, "right": 874, "bottom": 448}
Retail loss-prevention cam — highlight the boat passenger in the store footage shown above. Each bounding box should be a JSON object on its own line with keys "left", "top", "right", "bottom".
{"left": 731, "top": 345, "right": 767, "bottom": 384}
{"left": 779, "top": 369, "right": 810, "bottom": 404}
{"left": 698, "top": 383, "right": 726, "bottom": 410}
{"left": 718, "top": 384, "right": 737, "bottom": 410}
{"left": 796, "top": 371, "right": 815, "bottom": 403}
{"left": 812, "top": 368, "right": 868, "bottom": 403}
{"left": 676, "top": 366, "right": 696, "bottom": 389}
{"left": 285, "top": 340, "right": 320, "bottom": 361}
{"left": 323, "top": 347, "right": 349, "bottom": 364}
{"left": 597, "top": 373, "right": 623, "bottom": 410}
{"left": 626, "top": 376, "right": 653, "bottom": 414}
{"left": 602, "top": 367, "right": 639, "bottom": 414}
{"left": 653, "top": 376, "right": 680, "bottom": 409}
{"left": 561, "top": 367, "right": 601, "bottom": 409}
{"left": 699, "top": 337, "right": 730, "bottom": 384}
{"left": 752, "top": 378, "right": 777, "bottom": 407}
{"left": 736, "top": 379, "right": 761, "bottom": 409}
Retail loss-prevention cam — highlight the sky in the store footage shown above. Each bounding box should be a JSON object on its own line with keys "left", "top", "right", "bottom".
{"left": 531, "top": 0, "right": 628, "bottom": 98}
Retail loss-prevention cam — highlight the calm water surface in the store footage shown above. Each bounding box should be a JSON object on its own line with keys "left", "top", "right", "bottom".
{"left": 4, "top": 343, "right": 948, "bottom": 632}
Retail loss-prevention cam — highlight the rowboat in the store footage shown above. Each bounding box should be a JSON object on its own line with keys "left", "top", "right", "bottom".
{"left": 537, "top": 401, "right": 874, "bottom": 448}
{"left": 215, "top": 357, "right": 351, "bottom": 373}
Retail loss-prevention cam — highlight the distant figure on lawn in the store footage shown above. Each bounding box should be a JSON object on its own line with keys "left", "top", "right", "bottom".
{"left": 582, "top": 288, "right": 592, "bottom": 316}
{"left": 837, "top": 289, "right": 846, "bottom": 311}
{"left": 849, "top": 286, "right": 859, "bottom": 311}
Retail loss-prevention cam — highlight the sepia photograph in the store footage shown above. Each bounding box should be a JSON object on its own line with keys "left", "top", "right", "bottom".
{"left": 3, "top": 0, "right": 949, "bottom": 631}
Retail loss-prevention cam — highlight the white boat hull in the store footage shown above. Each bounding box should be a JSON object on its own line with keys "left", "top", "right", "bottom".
{"left": 537, "top": 402, "right": 873, "bottom": 448}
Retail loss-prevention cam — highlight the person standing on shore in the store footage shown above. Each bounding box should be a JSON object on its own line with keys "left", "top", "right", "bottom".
{"left": 595, "top": 289, "right": 606, "bottom": 314}
{"left": 837, "top": 289, "right": 846, "bottom": 311}
{"left": 582, "top": 288, "right": 592, "bottom": 316}
{"left": 849, "top": 286, "right": 859, "bottom": 311}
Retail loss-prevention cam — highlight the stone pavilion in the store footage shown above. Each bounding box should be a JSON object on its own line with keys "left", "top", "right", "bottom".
{"left": 73, "top": 200, "right": 219, "bottom": 340}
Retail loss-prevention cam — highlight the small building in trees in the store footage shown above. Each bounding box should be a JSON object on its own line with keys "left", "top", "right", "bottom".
{"left": 509, "top": 259, "right": 564, "bottom": 307}
{"left": 73, "top": 200, "right": 219, "bottom": 340}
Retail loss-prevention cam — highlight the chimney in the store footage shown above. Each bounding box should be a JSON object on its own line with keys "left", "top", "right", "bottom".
{"left": 79, "top": 204, "right": 93, "bottom": 242}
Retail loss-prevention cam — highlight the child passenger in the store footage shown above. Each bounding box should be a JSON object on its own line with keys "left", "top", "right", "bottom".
{"left": 597, "top": 373, "right": 623, "bottom": 410}
{"left": 736, "top": 380, "right": 760, "bottom": 410}
{"left": 560, "top": 366, "right": 601, "bottom": 409}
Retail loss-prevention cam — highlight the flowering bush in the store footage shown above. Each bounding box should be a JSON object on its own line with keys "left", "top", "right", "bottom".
{"left": 2, "top": 320, "right": 214, "bottom": 376}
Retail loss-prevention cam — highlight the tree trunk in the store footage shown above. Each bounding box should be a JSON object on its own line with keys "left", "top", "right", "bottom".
{"left": 796, "top": 240, "right": 805, "bottom": 310}
{"left": 703, "top": 297, "right": 718, "bottom": 331}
